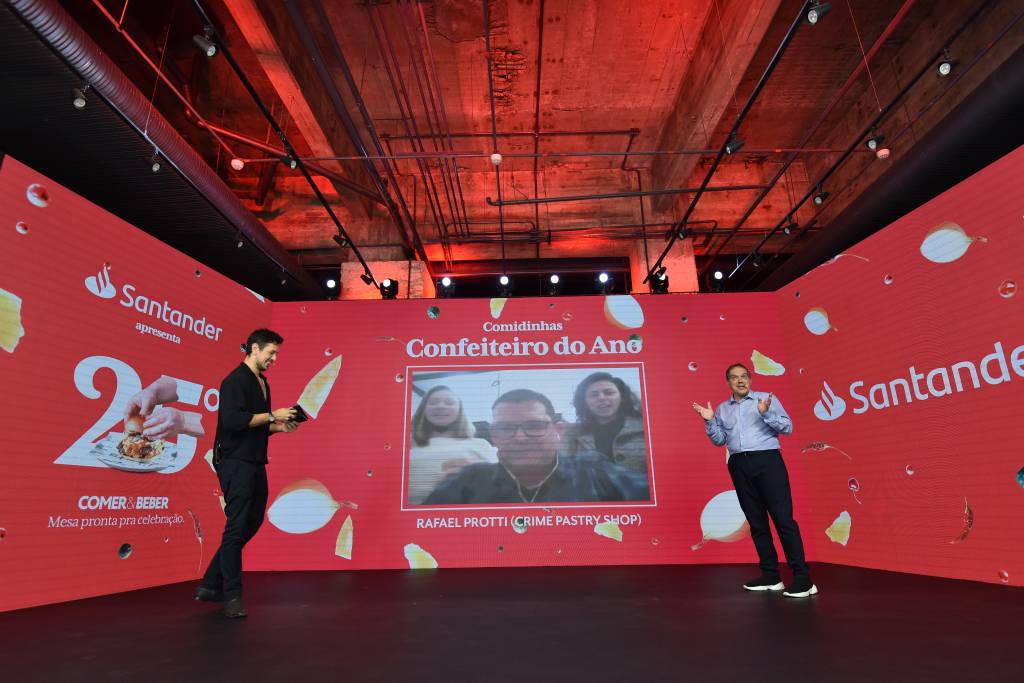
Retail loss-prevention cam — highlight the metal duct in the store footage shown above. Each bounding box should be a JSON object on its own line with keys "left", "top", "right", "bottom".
{"left": 7, "top": 0, "right": 320, "bottom": 296}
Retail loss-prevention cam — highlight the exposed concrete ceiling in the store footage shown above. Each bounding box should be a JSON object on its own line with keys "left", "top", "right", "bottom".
{"left": 7, "top": 0, "right": 1023, "bottom": 296}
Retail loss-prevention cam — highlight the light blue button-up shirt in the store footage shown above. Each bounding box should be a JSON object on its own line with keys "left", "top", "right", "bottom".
{"left": 705, "top": 391, "right": 792, "bottom": 453}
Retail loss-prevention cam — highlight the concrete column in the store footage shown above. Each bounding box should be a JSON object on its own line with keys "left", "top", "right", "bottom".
{"left": 339, "top": 260, "right": 436, "bottom": 299}
{"left": 628, "top": 237, "right": 698, "bottom": 293}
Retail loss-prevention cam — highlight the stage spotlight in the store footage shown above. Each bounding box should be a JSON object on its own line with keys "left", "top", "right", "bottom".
{"left": 813, "top": 188, "right": 829, "bottom": 205}
{"left": 544, "top": 273, "right": 561, "bottom": 296}
{"left": 359, "top": 272, "right": 374, "bottom": 286}
{"left": 150, "top": 152, "right": 161, "bottom": 173}
{"left": 380, "top": 278, "right": 399, "bottom": 299}
{"left": 865, "top": 133, "right": 885, "bottom": 151}
{"left": 710, "top": 270, "right": 724, "bottom": 292}
{"left": 281, "top": 156, "right": 298, "bottom": 170}
{"left": 937, "top": 55, "right": 958, "bottom": 77}
{"left": 783, "top": 221, "right": 797, "bottom": 235}
{"left": 72, "top": 86, "right": 88, "bottom": 110}
{"left": 332, "top": 234, "right": 349, "bottom": 248}
{"left": 725, "top": 136, "right": 745, "bottom": 155}
{"left": 806, "top": 2, "right": 831, "bottom": 24}
{"left": 650, "top": 267, "right": 669, "bottom": 294}
{"left": 497, "top": 274, "right": 512, "bottom": 297}
{"left": 437, "top": 276, "right": 455, "bottom": 298}
{"left": 193, "top": 31, "right": 217, "bottom": 58}
{"left": 325, "top": 278, "right": 337, "bottom": 290}
{"left": 230, "top": 158, "right": 245, "bottom": 171}
{"left": 597, "top": 272, "right": 613, "bottom": 294}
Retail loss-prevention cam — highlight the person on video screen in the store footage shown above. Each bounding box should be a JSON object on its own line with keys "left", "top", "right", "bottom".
{"left": 408, "top": 385, "right": 497, "bottom": 504}
{"left": 423, "top": 389, "right": 649, "bottom": 504}
{"left": 565, "top": 371, "right": 646, "bottom": 473}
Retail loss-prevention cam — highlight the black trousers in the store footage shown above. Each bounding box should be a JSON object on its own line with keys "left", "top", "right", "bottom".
{"left": 201, "top": 458, "right": 268, "bottom": 599}
{"left": 727, "top": 449, "right": 809, "bottom": 578}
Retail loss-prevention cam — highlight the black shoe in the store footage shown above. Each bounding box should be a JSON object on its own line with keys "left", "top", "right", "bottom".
{"left": 193, "top": 586, "right": 223, "bottom": 603}
{"left": 783, "top": 576, "right": 818, "bottom": 598}
{"left": 223, "top": 597, "right": 248, "bottom": 618}
{"left": 743, "top": 575, "right": 784, "bottom": 591}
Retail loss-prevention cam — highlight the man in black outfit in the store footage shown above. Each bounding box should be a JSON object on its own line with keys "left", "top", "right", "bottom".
{"left": 193, "top": 329, "right": 299, "bottom": 618}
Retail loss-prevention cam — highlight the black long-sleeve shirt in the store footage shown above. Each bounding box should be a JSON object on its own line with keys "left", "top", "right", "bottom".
{"left": 215, "top": 363, "right": 273, "bottom": 464}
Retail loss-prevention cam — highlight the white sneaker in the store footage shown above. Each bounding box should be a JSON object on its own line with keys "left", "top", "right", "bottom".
{"left": 782, "top": 578, "right": 818, "bottom": 598}
{"left": 743, "top": 575, "right": 785, "bottom": 591}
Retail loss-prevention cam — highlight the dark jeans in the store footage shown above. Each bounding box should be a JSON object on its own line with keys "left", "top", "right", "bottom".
{"left": 727, "top": 449, "right": 809, "bottom": 579}
{"left": 201, "top": 458, "right": 268, "bottom": 600}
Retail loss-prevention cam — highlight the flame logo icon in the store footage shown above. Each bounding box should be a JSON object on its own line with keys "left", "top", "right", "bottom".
{"left": 813, "top": 381, "right": 846, "bottom": 421}
{"left": 84, "top": 264, "right": 116, "bottom": 299}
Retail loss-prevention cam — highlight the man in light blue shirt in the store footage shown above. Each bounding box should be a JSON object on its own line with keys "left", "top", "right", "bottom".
{"left": 693, "top": 363, "right": 817, "bottom": 598}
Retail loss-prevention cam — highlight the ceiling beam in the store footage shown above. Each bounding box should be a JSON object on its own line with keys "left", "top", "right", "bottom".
{"left": 649, "top": 0, "right": 782, "bottom": 213}
{"left": 222, "top": 0, "right": 376, "bottom": 219}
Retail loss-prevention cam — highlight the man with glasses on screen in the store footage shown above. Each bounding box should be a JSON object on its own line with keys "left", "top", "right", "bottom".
{"left": 693, "top": 363, "right": 816, "bottom": 598}
{"left": 423, "top": 389, "right": 648, "bottom": 504}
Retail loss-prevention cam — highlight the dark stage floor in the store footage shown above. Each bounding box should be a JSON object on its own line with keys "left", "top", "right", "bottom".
{"left": 1, "top": 563, "right": 1018, "bottom": 682}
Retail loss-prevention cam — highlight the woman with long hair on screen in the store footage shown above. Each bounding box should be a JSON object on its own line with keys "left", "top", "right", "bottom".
{"left": 408, "top": 385, "right": 497, "bottom": 504}
{"left": 566, "top": 372, "right": 647, "bottom": 473}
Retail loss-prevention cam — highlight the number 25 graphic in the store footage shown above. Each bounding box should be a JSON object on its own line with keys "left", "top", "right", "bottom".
{"left": 53, "top": 356, "right": 208, "bottom": 474}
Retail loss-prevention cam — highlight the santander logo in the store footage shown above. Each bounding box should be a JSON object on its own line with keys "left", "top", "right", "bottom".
{"left": 84, "top": 264, "right": 116, "bottom": 299}
{"left": 813, "top": 340, "right": 1024, "bottom": 422}
{"left": 82, "top": 264, "right": 225, "bottom": 342}
{"left": 813, "top": 381, "right": 847, "bottom": 421}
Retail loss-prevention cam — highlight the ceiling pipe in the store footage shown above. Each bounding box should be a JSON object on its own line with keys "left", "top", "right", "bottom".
{"left": 306, "top": 0, "right": 432, "bottom": 266}
{"left": 706, "top": 0, "right": 918, "bottom": 273}
{"left": 643, "top": 0, "right": 813, "bottom": 284}
{"left": 483, "top": 0, "right": 506, "bottom": 270}
{"left": 486, "top": 183, "right": 770, "bottom": 206}
{"left": 293, "top": 218, "right": 802, "bottom": 250}
{"left": 412, "top": 3, "right": 471, "bottom": 237}
{"left": 531, "top": 0, "right": 546, "bottom": 253}
{"left": 390, "top": 1, "right": 465, "bottom": 242}
{"left": 284, "top": 0, "right": 429, "bottom": 271}
{"left": 181, "top": 111, "right": 384, "bottom": 204}
{"left": 304, "top": 147, "right": 859, "bottom": 162}
{"left": 368, "top": 221, "right": 794, "bottom": 247}
{"left": 621, "top": 132, "right": 652, "bottom": 272}
{"left": 7, "top": 0, "right": 320, "bottom": 295}
{"left": 366, "top": 2, "right": 454, "bottom": 264}
{"left": 368, "top": 2, "right": 455, "bottom": 256}
{"left": 382, "top": 129, "right": 641, "bottom": 141}
{"left": 759, "top": 41, "right": 1024, "bottom": 290}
